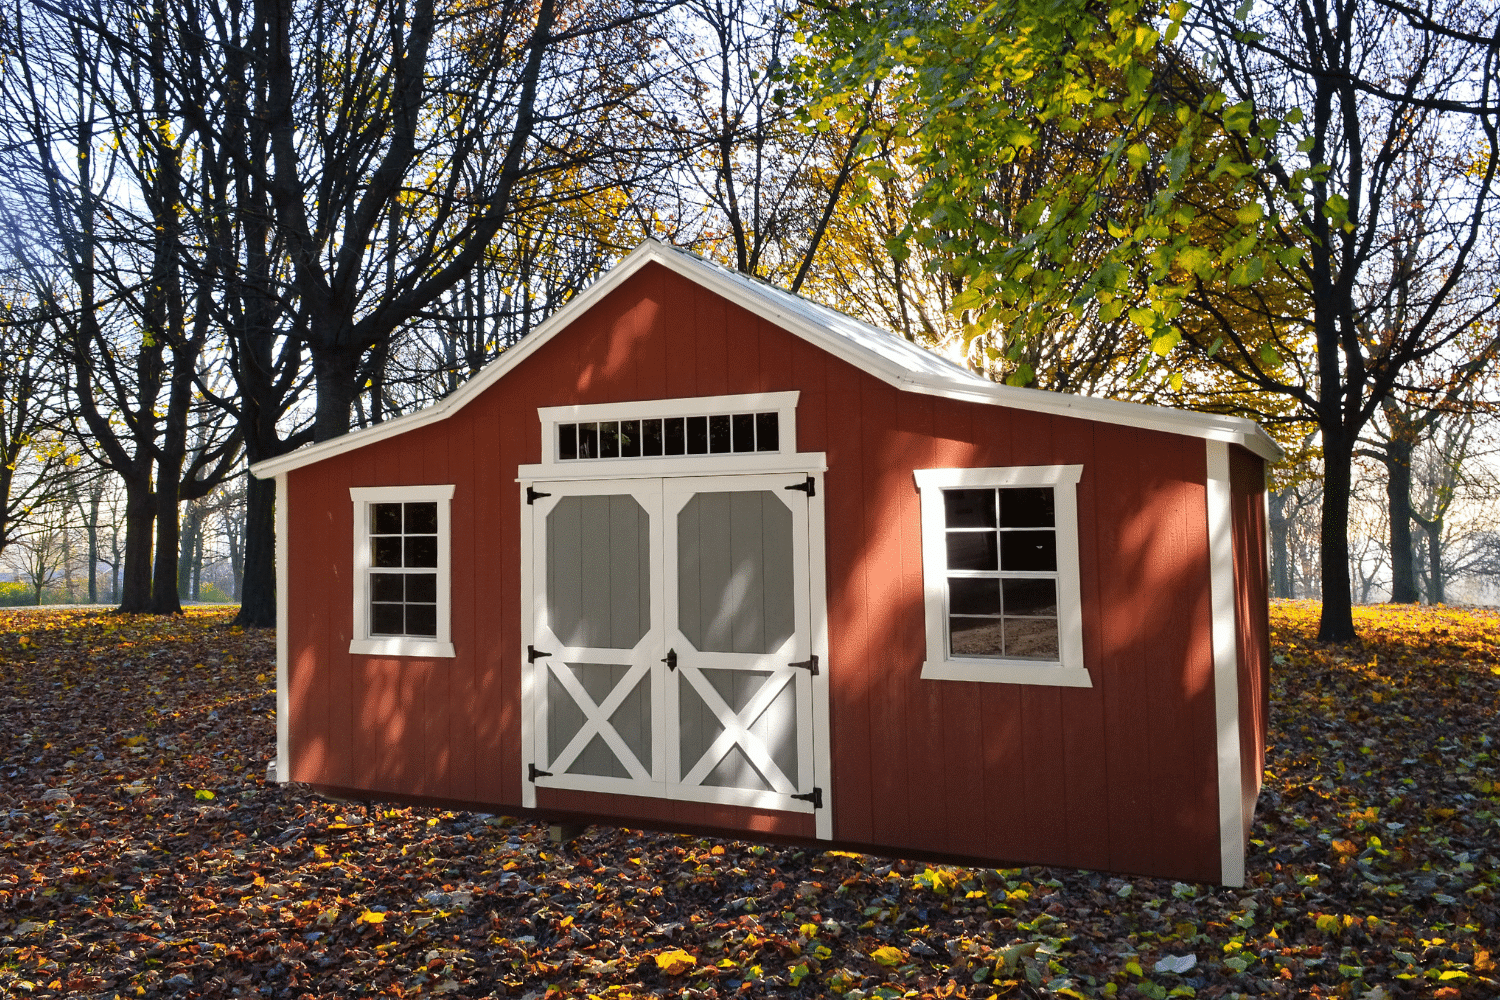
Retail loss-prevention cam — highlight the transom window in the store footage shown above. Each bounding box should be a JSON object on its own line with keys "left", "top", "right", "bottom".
{"left": 914, "top": 466, "right": 1089, "bottom": 688}
{"left": 558, "top": 411, "right": 779, "bottom": 461}
{"left": 369, "top": 502, "right": 439, "bottom": 637}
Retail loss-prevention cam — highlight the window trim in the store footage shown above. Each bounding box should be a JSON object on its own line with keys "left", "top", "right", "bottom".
{"left": 522, "top": 392, "right": 805, "bottom": 481}
{"left": 914, "top": 466, "right": 1090, "bottom": 687}
{"left": 349, "top": 484, "right": 456, "bottom": 658}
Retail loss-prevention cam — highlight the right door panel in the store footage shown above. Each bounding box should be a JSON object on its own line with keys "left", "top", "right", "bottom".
{"left": 664, "top": 475, "right": 816, "bottom": 811}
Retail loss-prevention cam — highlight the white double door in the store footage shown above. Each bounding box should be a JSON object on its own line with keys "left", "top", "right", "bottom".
{"left": 528, "top": 474, "right": 820, "bottom": 813}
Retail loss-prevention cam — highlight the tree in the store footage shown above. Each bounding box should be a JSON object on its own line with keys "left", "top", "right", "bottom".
{"left": 0, "top": 279, "right": 71, "bottom": 563}
{"left": 1, "top": 1, "right": 243, "bottom": 612}
{"left": 804, "top": 0, "right": 1500, "bottom": 640}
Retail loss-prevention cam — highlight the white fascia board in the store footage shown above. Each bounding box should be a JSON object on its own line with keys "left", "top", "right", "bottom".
{"left": 250, "top": 238, "right": 1283, "bottom": 478}
{"left": 895, "top": 374, "right": 1284, "bottom": 463}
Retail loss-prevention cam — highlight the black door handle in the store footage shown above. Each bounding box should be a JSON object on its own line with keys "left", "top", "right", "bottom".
{"left": 661, "top": 648, "right": 677, "bottom": 671}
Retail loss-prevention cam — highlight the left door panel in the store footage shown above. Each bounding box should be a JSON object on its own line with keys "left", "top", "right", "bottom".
{"left": 528, "top": 480, "right": 664, "bottom": 797}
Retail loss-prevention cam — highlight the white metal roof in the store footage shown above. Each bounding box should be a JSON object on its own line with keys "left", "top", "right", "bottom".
{"left": 251, "top": 239, "right": 1281, "bottom": 479}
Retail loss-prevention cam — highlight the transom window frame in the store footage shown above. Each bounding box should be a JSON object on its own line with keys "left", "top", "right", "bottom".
{"left": 525, "top": 392, "right": 803, "bottom": 481}
{"left": 349, "top": 484, "right": 456, "bottom": 658}
{"left": 914, "top": 466, "right": 1091, "bottom": 688}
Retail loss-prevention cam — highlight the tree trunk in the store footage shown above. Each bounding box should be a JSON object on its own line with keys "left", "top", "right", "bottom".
{"left": 312, "top": 347, "right": 362, "bottom": 443}
{"left": 235, "top": 473, "right": 277, "bottom": 627}
{"left": 178, "top": 502, "right": 199, "bottom": 600}
{"left": 1268, "top": 489, "right": 1292, "bottom": 598}
{"left": 192, "top": 524, "right": 203, "bottom": 601}
{"left": 86, "top": 487, "right": 101, "bottom": 603}
{"left": 1424, "top": 519, "right": 1444, "bottom": 604}
{"left": 1384, "top": 437, "right": 1419, "bottom": 603}
{"left": 118, "top": 477, "right": 156, "bottom": 612}
{"left": 149, "top": 462, "right": 185, "bottom": 614}
{"left": 228, "top": 508, "right": 244, "bottom": 601}
{"left": 1317, "top": 430, "right": 1357, "bottom": 641}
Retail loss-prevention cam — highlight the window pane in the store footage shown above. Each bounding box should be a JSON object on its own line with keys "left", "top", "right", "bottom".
{"left": 600, "top": 422, "right": 620, "bottom": 458}
{"left": 373, "top": 537, "right": 403, "bottom": 568}
{"left": 948, "top": 577, "right": 1001, "bottom": 615}
{"left": 406, "top": 573, "right": 437, "bottom": 603}
{"left": 946, "top": 532, "right": 997, "bottom": 571}
{"left": 944, "top": 489, "right": 996, "bottom": 528}
{"left": 755, "top": 411, "right": 779, "bottom": 451}
{"left": 1000, "top": 531, "right": 1056, "bottom": 571}
{"left": 664, "top": 417, "right": 686, "bottom": 455}
{"left": 1000, "top": 487, "right": 1055, "bottom": 527}
{"left": 1002, "top": 577, "right": 1057, "bottom": 616}
{"left": 686, "top": 415, "right": 709, "bottom": 453}
{"left": 643, "top": 419, "right": 664, "bottom": 456}
{"left": 405, "top": 536, "right": 438, "bottom": 568}
{"left": 950, "top": 617, "right": 1004, "bottom": 656}
{"left": 578, "top": 422, "right": 598, "bottom": 459}
{"left": 709, "top": 414, "right": 731, "bottom": 453}
{"left": 1004, "top": 617, "right": 1059, "bottom": 659}
{"left": 620, "top": 419, "right": 641, "bottom": 458}
{"left": 373, "top": 503, "right": 403, "bottom": 534}
{"left": 558, "top": 423, "right": 578, "bottom": 460}
{"left": 371, "top": 603, "right": 405, "bottom": 635}
{"left": 731, "top": 412, "right": 754, "bottom": 452}
{"left": 406, "top": 604, "right": 438, "bottom": 637}
{"left": 405, "top": 502, "right": 438, "bottom": 534}
{"left": 372, "top": 573, "right": 405, "bottom": 602}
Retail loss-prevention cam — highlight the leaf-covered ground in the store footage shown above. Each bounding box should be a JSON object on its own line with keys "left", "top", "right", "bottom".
{"left": 1, "top": 602, "right": 1496, "bottom": 999}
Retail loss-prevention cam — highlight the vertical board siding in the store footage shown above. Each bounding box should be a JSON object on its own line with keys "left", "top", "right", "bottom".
{"left": 1230, "top": 445, "right": 1271, "bottom": 838}
{"left": 283, "top": 261, "right": 1230, "bottom": 881}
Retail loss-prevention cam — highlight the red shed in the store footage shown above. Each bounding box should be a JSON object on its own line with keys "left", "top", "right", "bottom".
{"left": 251, "top": 240, "right": 1278, "bottom": 885}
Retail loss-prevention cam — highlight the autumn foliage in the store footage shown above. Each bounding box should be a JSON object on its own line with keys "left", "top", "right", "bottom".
{"left": 1, "top": 603, "right": 1496, "bottom": 998}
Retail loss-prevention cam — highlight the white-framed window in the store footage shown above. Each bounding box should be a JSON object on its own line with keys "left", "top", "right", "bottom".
{"left": 349, "top": 485, "right": 455, "bottom": 658}
{"left": 914, "top": 466, "right": 1090, "bottom": 687}
{"left": 520, "top": 392, "right": 810, "bottom": 481}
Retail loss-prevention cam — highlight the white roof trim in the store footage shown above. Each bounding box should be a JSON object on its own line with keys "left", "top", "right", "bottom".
{"left": 251, "top": 239, "right": 1282, "bottom": 479}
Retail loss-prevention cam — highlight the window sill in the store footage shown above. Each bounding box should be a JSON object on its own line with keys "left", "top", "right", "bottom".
{"left": 349, "top": 638, "right": 456, "bottom": 658}
{"left": 920, "top": 659, "right": 1093, "bottom": 688}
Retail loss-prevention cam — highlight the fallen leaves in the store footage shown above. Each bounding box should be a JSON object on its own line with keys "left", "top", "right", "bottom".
{"left": 1, "top": 602, "right": 1498, "bottom": 998}
{"left": 653, "top": 947, "right": 697, "bottom": 974}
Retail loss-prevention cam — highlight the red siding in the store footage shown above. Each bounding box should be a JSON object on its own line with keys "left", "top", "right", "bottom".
{"left": 283, "top": 261, "right": 1231, "bottom": 881}
{"left": 1230, "top": 445, "right": 1271, "bottom": 841}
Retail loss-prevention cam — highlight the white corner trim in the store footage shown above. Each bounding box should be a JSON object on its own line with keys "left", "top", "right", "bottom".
{"left": 348, "top": 484, "right": 457, "bottom": 659}
{"left": 913, "top": 465, "right": 1090, "bottom": 688}
{"left": 1207, "top": 441, "right": 1246, "bottom": 887}
{"left": 275, "top": 473, "right": 290, "bottom": 784}
{"left": 248, "top": 241, "right": 1280, "bottom": 481}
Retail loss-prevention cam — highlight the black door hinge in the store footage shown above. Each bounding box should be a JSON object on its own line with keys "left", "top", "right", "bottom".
{"left": 791, "top": 786, "right": 823, "bottom": 809}
{"left": 661, "top": 648, "right": 677, "bottom": 671}
{"left": 528, "top": 763, "right": 553, "bottom": 782}
{"left": 788, "top": 654, "right": 819, "bottom": 676}
{"left": 528, "top": 645, "right": 551, "bottom": 663}
{"left": 526, "top": 486, "right": 552, "bottom": 505}
{"left": 784, "top": 476, "right": 816, "bottom": 498}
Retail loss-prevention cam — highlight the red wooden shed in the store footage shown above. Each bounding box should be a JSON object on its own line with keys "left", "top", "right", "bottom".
{"left": 251, "top": 240, "right": 1279, "bottom": 886}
